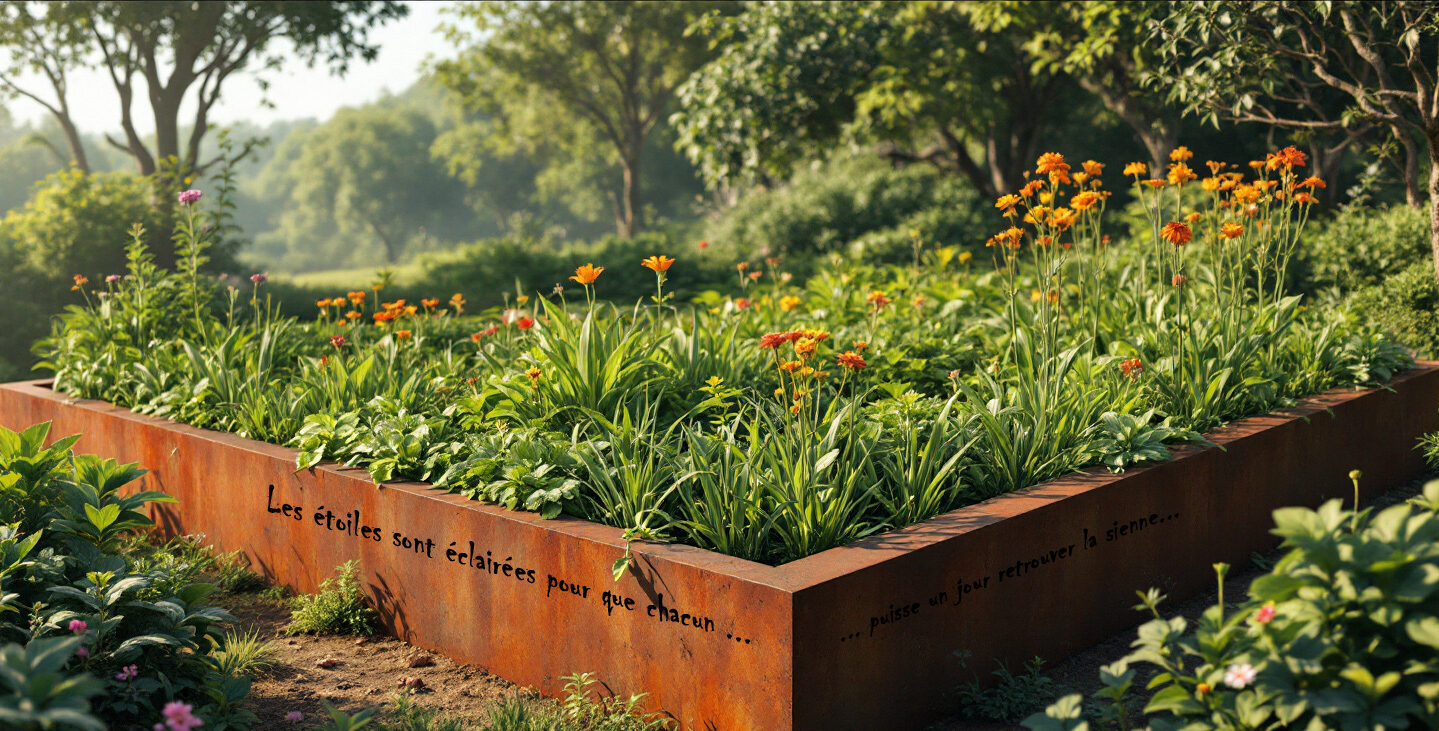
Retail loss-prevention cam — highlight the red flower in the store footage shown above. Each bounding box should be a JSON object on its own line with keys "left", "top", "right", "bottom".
{"left": 734, "top": 297, "right": 751, "bottom": 311}
{"left": 1160, "top": 222, "right": 1193, "bottom": 246}
{"left": 836, "top": 351, "right": 867, "bottom": 371}
{"left": 516, "top": 317, "right": 535, "bottom": 330}
{"left": 759, "top": 332, "right": 787, "bottom": 349}
{"left": 1172, "top": 274, "right": 1188, "bottom": 288}
{"left": 1120, "top": 357, "right": 1143, "bottom": 379}
{"left": 329, "top": 335, "right": 346, "bottom": 348}
{"left": 1254, "top": 603, "right": 1276, "bottom": 624}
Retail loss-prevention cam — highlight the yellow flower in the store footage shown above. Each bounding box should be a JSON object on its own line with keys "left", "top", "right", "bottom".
{"left": 794, "top": 337, "right": 817, "bottom": 360}
{"left": 705, "top": 376, "right": 724, "bottom": 387}
{"left": 1122, "top": 162, "right": 1148, "bottom": 177}
{"left": 958, "top": 251, "right": 973, "bottom": 264}
{"left": 641, "top": 255, "right": 675, "bottom": 273}
{"left": 516, "top": 295, "right": 529, "bottom": 305}
{"left": 1070, "top": 191, "right": 1101, "bottom": 211}
{"left": 994, "top": 194, "right": 1020, "bottom": 212}
{"left": 570, "top": 263, "right": 604, "bottom": 285}
{"left": 780, "top": 295, "right": 802, "bottom": 312}
{"left": 1169, "top": 146, "right": 1193, "bottom": 162}
{"left": 1167, "top": 162, "right": 1197, "bottom": 187}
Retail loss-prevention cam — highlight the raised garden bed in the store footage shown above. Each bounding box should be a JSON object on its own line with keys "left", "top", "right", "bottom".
{"left": 3, "top": 365, "right": 1436, "bottom": 730}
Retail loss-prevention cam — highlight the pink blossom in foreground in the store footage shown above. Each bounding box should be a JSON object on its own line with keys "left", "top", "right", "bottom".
{"left": 162, "top": 701, "right": 204, "bottom": 730}
{"left": 1223, "top": 663, "right": 1257, "bottom": 689}
{"left": 178, "top": 189, "right": 203, "bottom": 205}
{"left": 67, "top": 619, "right": 86, "bottom": 635}
{"left": 1254, "top": 603, "right": 1276, "bottom": 624}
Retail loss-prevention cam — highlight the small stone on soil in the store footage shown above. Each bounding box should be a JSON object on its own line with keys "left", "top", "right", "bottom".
{"left": 407, "top": 654, "right": 434, "bottom": 668}
{"left": 316, "top": 658, "right": 339, "bottom": 669}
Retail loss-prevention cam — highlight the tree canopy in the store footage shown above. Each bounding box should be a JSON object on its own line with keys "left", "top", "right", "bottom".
{"left": 431, "top": 1, "right": 731, "bottom": 237}
{"left": 0, "top": 0, "right": 406, "bottom": 176}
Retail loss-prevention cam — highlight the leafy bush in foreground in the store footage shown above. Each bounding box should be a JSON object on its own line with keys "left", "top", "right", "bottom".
{"left": 1027, "top": 477, "right": 1439, "bottom": 730}
{"left": 0, "top": 421, "right": 254, "bottom": 729}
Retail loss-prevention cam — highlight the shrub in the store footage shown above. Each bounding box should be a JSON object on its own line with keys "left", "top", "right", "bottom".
{"left": 1348, "top": 260, "right": 1439, "bottom": 358}
{"left": 1, "top": 168, "right": 167, "bottom": 280}
{"left": 286, "top": 560, "right": 377, "bottom": 636}
{"left": 957, "top": 657, "right": 1063, "bottom": 724}
{"left": 702, "top": 154, "right": 988, "bottom": 263}
{"left": 0, "top": 421, "right": 254, "bottom": 729}
{"left": 1027, "top": 476, "right": 1439, "bottom": 730}
{"left": 1296, "top": 205, "right": 1430, "bottom": 295}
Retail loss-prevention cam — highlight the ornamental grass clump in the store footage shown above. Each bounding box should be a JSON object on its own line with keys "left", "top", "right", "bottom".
{"left": 37, "top": 145, "right": 1412, "bottom": 565}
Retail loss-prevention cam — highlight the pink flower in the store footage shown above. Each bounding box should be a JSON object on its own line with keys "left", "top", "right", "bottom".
{"left": 162, "top": 701, "right": 204, "bottom": 731}
{"left": 250, "top": 273, "right": 267, "bottom": 284}
{"left": 67, "top": 619, "right": 87, "bottom": 635}
{"left": 106, "top": 274, "right": 122, "bottom": 283}
{"left": 1254, "top": 603, "right": 1276, "bottom": 624}
{"left": 75, "top": 646, "right": 89, "bottom": 659}
{"left": 177, "top": 189, "right": 203, "bottom": 205}
{"left": 1223, "top": 663, "right": 1257, "bottom": 689}
{"left": 286, "top": 712, "right": 303, "bottom": 722}
{"left": 117, "top": 664, "right": 139, "bottom": 681}
{"left": 329, "top": 335, "right": 346, "bottom": 349}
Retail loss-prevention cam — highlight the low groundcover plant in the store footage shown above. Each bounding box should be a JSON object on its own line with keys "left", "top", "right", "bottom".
{"left": 38, "top": 151, "right": 1412, "bottom": 566}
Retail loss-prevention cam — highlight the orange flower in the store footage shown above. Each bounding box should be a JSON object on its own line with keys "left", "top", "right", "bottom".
{"left": 570, "top": 263, "right": 604, "bottom": 285}
{"left": 1221, "top": 222, "right": 1244, "bottom": 239}
{"left": 1299, "top": 176, "right": 1326, "bottom": 189}
{"left": 779, "top": 360, "right": 801, "bottom": 373}
{"left": 526, "top": 367, "right": 541, "bottom": 383}
{"left": 1196, "top": 683, "right": 1211, "bottom": 696}
{"left": 71, "top": 274, "right": 89, "bottom": 290}
{"left": 1167, "top": 162, "right": 1197, "bottom": 187}
{"left": 449, "top": 293, "right": 466, "bottom": 308}
{"left": 1035, "top": 152, "right": 1070, "bottom": 176}
{"left": 800, "top": 328, "right": 830, "bottom": 341}
{"left": 836, "top": 351, "right": 867, "bottom": 371}
{"left": 734, "top": 297, "right": 751, "bottom": 311}
{"left": 1048, "top": 207, "right": 1077, "bottom": 230}
{"left": 1160, "top": 222, "right": 1193, "bottom": 246}
{"left": 736, "top": 261, "right": 750, "bottom": 272}
{"left": 1267, "top": 145, "right": 1307, "bottom": 170}
{"left": 1070, "top": 191, "right": 1101, "bottom": 211}
{"left": 316, "top": 298, "right": 332, "bottom": 308}
{"left": 1082, "top": 160, "right": 1104, "bottom": 178}
{"left": 748, "top": 271, "right": 762, "bottom": 281}
{"left": 516, "top": 317, "right": 535, "bottom": 330}
{"left": 641, "top": 255, "right": 674, "bottom": 273}
{"left": 794, "top": 337, "right": 818, "bottom": 360}
{"left": 1169, "top": 146, "right": 1193, "bottom": 162}
{"left": 852, "top": 341, "right": 868, "bottom": 351}
{"left": 347, "top": 290, "right": 366, "bottom": 305}
{"left": 1019, "top": 180, "right": 1045, "bottom": 198}
{"left": 373, "top": 311, "right": 395, "bottom": 323}
{"left": 1143, "top": 178, "right": 1167, "bottom": 189}
{"left": 866, "top": 290, "right": 891, "bottom": 309}
{"left": 1292, "top": 191, "right": 1316, "bottom": 205}
{"left": 1172, "top": 274, "right": 1188, "bottom": 288}
{"left": 1120, "top": 357, "right": 1143, "bottom": 379}
{"left": 403, "top": 305, "right": 418, "bottom": 316}
{"left": 1205, "top": 160, "right": 1224, "bottom": 174}
{"left": 759, "top": 332, "right": 787, "bottom": 349}
{"left": 1122, "top": 161, "right": 1148, "bottom": 177}
{"left": 396, "top": 330, "right": 412, "bottom": 340}
{"left": 421, "top": 298, "right": 440, "bottom": 308}
{"left": 345, "top": 310, "right": 361, "bottom": 320}
{"left": 994, "top": 194, "right": 1021, "bottom": 213}
{"left": 1185, "top": 212, "right": 1201, "bottom": 223}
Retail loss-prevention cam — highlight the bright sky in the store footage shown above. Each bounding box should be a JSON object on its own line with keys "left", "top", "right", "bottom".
{"left": 9, "top": 1, "right": 457, "bottom": 135}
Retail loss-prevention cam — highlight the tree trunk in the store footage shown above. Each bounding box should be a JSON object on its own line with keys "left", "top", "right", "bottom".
{"left": 1401, "top": 127, "right": 1423, "bottom": 207}
{"left": 1429, "top": 143, "right": 1439, "bottom": 282}
{"left": 56, "top": 115, "right": 90, "bottom": 173}
{"left": 618, "top": 146, "right": 642, "bottom": 238}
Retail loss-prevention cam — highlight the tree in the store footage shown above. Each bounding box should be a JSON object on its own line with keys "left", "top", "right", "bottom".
{"left": 258, "top": 105, "right": 465, "bottom": 266}
{"left": 1020, "top": 1, "right": 1180, "bottom": 172}
{"left": 673, "top": 1, "right": 1077, "bottom": 200}
{"left": 1154, "top": 1, "right": 1439, "bottom": 277}
{"left": 432, "top": 1, "right": 733, "bottom": 237}
{"left": 0, "top": 1, "right": 405, "bottom": 176}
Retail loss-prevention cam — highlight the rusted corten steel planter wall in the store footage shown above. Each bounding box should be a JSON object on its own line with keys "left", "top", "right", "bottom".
{"left": 1, "top": 364, "right": 1437, "bottom": 730}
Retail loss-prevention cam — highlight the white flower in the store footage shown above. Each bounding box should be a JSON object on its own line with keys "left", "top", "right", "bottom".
{"left": 1223, "top": 663, "right": 1257, "bottom": 689}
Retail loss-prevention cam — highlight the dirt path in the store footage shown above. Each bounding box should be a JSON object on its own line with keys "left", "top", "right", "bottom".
{"left": 223, "top": 590, "right": 550, "bottom": 727}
